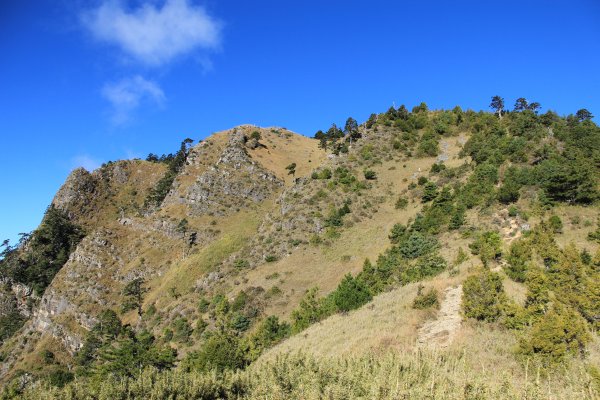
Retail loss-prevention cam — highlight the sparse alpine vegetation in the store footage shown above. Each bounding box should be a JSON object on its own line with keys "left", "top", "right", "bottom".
{"left": 1, "top": 99, "right": 599, "bottom": 399}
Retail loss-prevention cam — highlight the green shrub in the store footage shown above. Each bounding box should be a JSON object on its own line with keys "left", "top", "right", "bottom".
{"left": 505, "top": 240, "right": 531, "bottom": 282}
{"left": 519, "top": 304, "right": 591, "bottom": 364}
{"left": 249, "top": 316, "right": 290, "bottom": 355}
{"left": 250, "top": 131, "right": 261, "bottom": 140}
{"left": 231, "top": 291, "right": 248, "bottom": 311}
{"left": 198, "top": 298, "right": 210, "bottom": 313}
{"left": 417, "top": 139, "right": 439, "bottom": 157}
{"left": 395, "top": 196, "right": 408, "bottom": 209}
{"left": 363, "top": 170, "right": 377, "bottom": 180}
{"left": 588, "top": 227, "right": 600, "bottom": 243}
{"left": 356, "top": 258, "right": 390, "bottom": 295}
{"left": 497, "top": 169, "right": 522, "bottom": 204}
{"left": 523, "top": 268, "right": 550, "bottom": 317}
{"left": 448, "top": 206, "right": 466, "bottom": 230}
{"left": 548, "top": 215, "right": 563, "bottom": 233}
{"left": 195, "top": 319, "right": 208, "bottom": 336}
{"left": 185, "top": 332, "right": 246, "bottom": 372}
{"left": 212, "top": 294, "right": 230, "bottom": 316}
{"left": 388, "top": 223, "right": 408, "bottom": 244}
{"left": 265, "top": 272, "right": 279, "bottom": 280}
{"left": 332, "top": 274, "right": 372, "bottom": 312}
{"left": 41, "top": 349, "right": 55, "bottom": 364}
{"left": 264, "top": 255, "right": 278, "bottom": 263}
{"left": 462, "top": 271, "right": 506, "bottom": 322}
{"left": 580, "top": 248, "right": 592, "bottom": 265}
{"left": 45, "top": 369, "right": 74, "bottom": 388}
{"left": 311, "top": 168, "right": 332, "bottom": 180}
{"left": 291, "top": 288, "right": 335, "bottom": 333}
{"left": 233, "top": 259, "right": 250, "bottom": 269}
{"left": 230, "top": 313, "right": 251, "bottom": 332}
{"left": 412, "top": 285, "right": 439, "bottom": 309}
{"left": 454, "top": 247, "right": 469, "bottom": 265}
{"left": 410, "top": 254, "right": 446, "bottom": 281}
{"left": 430, "top": 163, "right": 446, "bottom": 174}
{"left": 421, "top": 182, "right": 438, "bottom": 202}
{"left": 324, "top": 201, "right": 351, "bottom": 227}
{"left": 172, "top": 318, "right": 193, "bottom": 343}
{"left": 265, "top": 286, "right": 282, "bottom": 299}
{"left": 398, "top": 232, "right": 438, "bottom": 259}
{"left": 469, "top": 231, "right": 502, "bottom": 266}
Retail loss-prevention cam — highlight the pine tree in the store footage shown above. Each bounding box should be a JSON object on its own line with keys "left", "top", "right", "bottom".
{"left": 122, "top": 278, "right": 146, "bottom": 317}
{"left": 332, "top": 274, "right": 372, "bottom": 312}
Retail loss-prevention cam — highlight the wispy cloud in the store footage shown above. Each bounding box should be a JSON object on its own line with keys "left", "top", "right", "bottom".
{"left": 82, "top": 0, "right": 222, "bottom": 66}
{"left": 102, "top": 75, "right": 165, "bottom": 125}
{"left": 71, "top": 154, "right": 102, "bottom": 171}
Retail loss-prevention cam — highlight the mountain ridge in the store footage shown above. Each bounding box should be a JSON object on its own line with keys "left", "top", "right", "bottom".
{"left": 1, "top": 104, "right": 599, "bottom": 398}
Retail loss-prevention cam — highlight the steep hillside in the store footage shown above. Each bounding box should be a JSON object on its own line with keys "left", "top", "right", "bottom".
{"left": 1, "top": 103, "right": 599, "bottom": 398}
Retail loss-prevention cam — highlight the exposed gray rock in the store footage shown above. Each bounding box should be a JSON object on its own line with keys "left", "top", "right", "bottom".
{"left": 51, "top": 168, "right": 97, "bottom": 214}
{"left": 195, "top": 271, "right": 223, "bottom": 291}
{"left": 31, "top": 289, "right": 88, "bottom": 352}
{"left": 111, "top": 163, "right": 130, "bottom": 184}
{"left": 245, "top": 138, "right": 260, "bottom": 149}
{"left": 165, "top": 130, "right": 283, "bottom": 216}
{"left": 0, "top": 279, "right": 38, "bottom": 320}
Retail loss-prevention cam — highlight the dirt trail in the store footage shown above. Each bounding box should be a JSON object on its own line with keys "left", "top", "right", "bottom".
{"left": 417, "top": 285, "right": 463, "bottom": 348}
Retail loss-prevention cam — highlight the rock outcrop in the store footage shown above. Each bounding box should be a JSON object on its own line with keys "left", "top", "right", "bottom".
{"left": 163, "top": 130, "right": 283, "bottom": 216}
{"left": 51, "top": 168, "right": 98, "bottom": 218}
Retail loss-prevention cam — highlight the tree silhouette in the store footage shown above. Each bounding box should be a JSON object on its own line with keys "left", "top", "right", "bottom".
{"left": 285, "top": 163, "right": 296, "bottom": 177}
{"left": 514, "top": 97, "right": 528, "bottom": 111}
{"left": 122, "top": 278, "right": 147, "bottom": 317}
{"left": 490, "top": 96, "right": 505, "bottom": 118}
{"left": 576, "top": 109, "right": 593, "bottom": 121}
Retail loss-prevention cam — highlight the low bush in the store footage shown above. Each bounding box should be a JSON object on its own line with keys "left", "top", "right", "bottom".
{"left": 412, "top": 285, "right": 439, "bottom": 309}
{"left": 462, "top": 271, "right": 506, "bottom": 322}
{"left": 364, "top": 170, "right": 377, "bottom": 180}
{"left": 332, "top": 274, "right": 372, "bottom": 312}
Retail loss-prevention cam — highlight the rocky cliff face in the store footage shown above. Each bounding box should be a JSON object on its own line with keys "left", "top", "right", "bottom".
{"left": 51, "top": 160, "right": 167, "bottom": 229}
{"left": 51, "top": 168, "right": 98, "bottom": 218}
{"left": 0, "top": 280, "right": 36, "bottom": 320}
{"left": 0, "top": 126, "right": 328, "bottom": 381}
{"left": 1, "top": 129, "right": 287, "bottom": 357}
{"left": 163, "top": 129, "right": 283, "bottom": 216}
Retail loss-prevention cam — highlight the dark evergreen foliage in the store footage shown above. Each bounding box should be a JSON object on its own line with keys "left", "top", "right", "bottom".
{"left": 144, "top": 138, "right": 194, "bottom": 209}
{"left": 0, "top": 206, "right": 84, "bottom": 295}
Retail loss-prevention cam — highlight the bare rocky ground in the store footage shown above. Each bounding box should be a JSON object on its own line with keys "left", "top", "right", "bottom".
{"left": 417, "top": 285, "right": 463, "bottom": 348}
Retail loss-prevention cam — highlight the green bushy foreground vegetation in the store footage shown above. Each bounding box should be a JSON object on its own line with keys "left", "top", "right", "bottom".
{"left": 462, "top": 221, "right": 600, "bottom": 367}
{"left": 8, "top": 351, "right": 599, "bottom": 400}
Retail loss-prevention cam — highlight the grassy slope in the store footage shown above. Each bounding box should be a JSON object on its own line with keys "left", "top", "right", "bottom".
{"left": 4, "top": 119, "right": 599, "bottom": 395}
{"left": 236, "top": 136, "right": 468, "bottom": 317}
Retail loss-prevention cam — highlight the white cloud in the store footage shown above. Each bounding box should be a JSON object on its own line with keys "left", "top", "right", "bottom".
{"left": 102, "top": 75, "right": 165, "bottom": 124}
{"left": 72, "top": 154, "right": 102, "bottom": 171}
{"left": 83, "top": 0, "right": 222, "bottom": 66}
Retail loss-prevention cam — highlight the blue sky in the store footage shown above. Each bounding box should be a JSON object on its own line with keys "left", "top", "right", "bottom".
{"left": 1, "top": 0, "right": 599, "bottom": 244}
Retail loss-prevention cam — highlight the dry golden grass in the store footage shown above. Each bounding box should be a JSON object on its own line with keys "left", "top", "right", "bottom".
{"left": 551, "top": 205, "right": 599, "bottom": 252}
{"left": 260, "top": 265, "right": 467, "bottom": 361}
{"left": 247, "top": 127, "right": 326, "bottom": 184}
{"left": 143, "top": 200, "right": 273, "bottom": 311}
{"left": 237, "top": 136, "right": 469, "bottom": 318}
